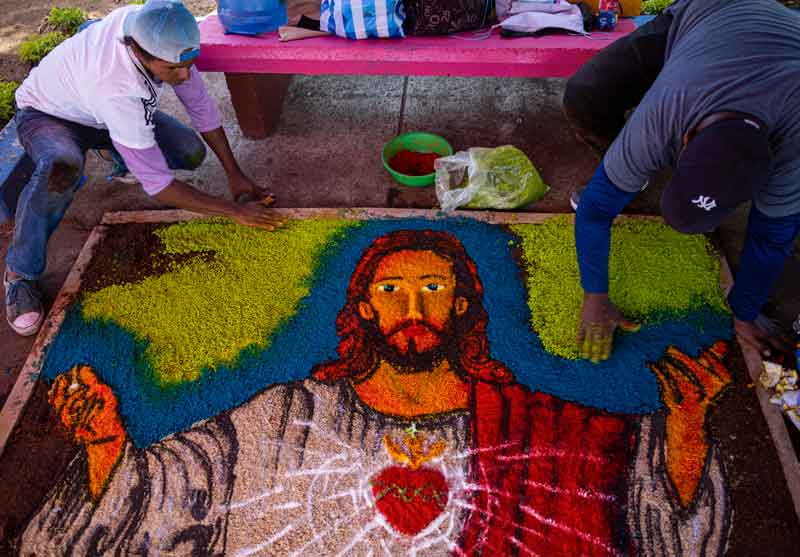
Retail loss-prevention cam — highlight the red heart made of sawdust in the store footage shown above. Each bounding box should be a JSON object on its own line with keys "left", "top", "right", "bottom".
{"left": 372, "top": 466, "right": 449, "bottom": 536}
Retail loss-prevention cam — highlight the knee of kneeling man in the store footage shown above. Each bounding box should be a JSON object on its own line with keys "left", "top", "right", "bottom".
{"left": 562, "top": 79, "right": 594, "bottom": 124}
{"left": 44, "top": 159, "right": 82, "bottom": 194}
{"left": 186, "top": 141, "right": 207, "bottom": 170}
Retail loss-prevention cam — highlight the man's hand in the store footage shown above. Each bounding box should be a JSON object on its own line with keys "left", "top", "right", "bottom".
{"left": 227, "top": 171, "right": 269, "bottom": 204}
{"left": 576, "top": 292, "right": 640, "bottom": 363}
{"left": 734, "top": 315, "right": 794, "bottom": 359}
{"left": 49, "top": 365, "right": 127, "bottom": 500}
{"left": 154, "top": 180, "right": 284, "bottom": 231}
{"left": 231, "top": 195, "right": 285, "bottom": 231}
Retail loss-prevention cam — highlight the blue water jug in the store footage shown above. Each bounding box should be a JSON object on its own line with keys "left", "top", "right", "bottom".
{"left": 217, "top": 0, "right": 288, "bottom": 35}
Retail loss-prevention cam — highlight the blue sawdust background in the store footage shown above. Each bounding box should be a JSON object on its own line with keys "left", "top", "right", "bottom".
{"left": 41, "top": 218, "right": 732, "bottom": 446}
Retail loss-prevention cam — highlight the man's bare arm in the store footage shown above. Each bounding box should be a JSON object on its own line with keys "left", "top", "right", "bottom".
{"left": 153, "top": 179, "right": 282, "bottom": 230}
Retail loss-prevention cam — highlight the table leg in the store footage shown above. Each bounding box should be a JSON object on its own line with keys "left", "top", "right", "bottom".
{"left": 224, "top": 74, "right": 293, "bottom": 139}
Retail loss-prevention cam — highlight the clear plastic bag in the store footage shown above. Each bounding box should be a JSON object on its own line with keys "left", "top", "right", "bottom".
{"left": 434, "top": 145, "right": 549, "bottom": 211}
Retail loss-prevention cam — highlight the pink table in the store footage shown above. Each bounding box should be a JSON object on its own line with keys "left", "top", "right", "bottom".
{"left": 197, "top": 15, "right": 635, "bottom": 138}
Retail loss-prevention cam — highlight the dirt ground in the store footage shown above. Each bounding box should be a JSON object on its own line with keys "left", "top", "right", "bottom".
{"left": 0, "top": 0, "right": 216, "bottom": 83}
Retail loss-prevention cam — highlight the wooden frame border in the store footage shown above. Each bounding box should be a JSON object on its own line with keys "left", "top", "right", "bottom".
{"left": 718, "top": 258, "right": 800, "bottom": 518}
{"left": 0, "top": 225, "right": 107, "bottom": 457}
{"left": 98, "top": 208, "right": 664, "bottom": 226}
{"left": 1, "top": 208, "right": 798, "bottom": 521}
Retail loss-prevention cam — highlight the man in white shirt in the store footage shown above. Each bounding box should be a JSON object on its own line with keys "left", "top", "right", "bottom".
{"left": 4, "top": 0, "right": 282, "bottom": 337}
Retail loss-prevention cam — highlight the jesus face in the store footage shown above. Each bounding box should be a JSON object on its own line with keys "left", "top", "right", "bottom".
{"left": 358, "top": 249, "right": 468, "bottom": 371}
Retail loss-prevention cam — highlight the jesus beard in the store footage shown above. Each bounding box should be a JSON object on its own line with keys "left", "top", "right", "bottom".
{"left": 369, "top": 314, "right": 459, "bottom": 374}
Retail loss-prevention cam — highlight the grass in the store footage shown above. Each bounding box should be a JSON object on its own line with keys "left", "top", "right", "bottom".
{"left": 46, "top": 7, "right": 87, "bottom": 36}
{"left": 642, "top": 0, "right": 673, "bottom": 15}
{"left": 19, "top": 32, "right": 68, "bottom": 64}
{"left": 0, "top": 81, "right": 19, "bottom": 123}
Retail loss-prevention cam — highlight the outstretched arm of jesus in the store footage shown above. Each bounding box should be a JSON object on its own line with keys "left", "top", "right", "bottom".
{"left": 627, "top": 343, "right": 733, "bottom": 556}
{"left": 647, "top": 342, "right": 732, "bottom": 508}
{"left": 49, "top": 365, "right": 127, "bottom": 500}
{"left": 24, "top": 365, "right": 239, "bottom": 556}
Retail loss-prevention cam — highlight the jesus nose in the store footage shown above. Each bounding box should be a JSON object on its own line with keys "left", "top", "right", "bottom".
{"left": 405, "top": 291, "right": 423, "bottom": 321}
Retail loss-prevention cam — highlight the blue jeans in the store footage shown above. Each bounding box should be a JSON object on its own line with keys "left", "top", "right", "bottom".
{"left": 7, "top": 108, "right": 206, "bottom": 280}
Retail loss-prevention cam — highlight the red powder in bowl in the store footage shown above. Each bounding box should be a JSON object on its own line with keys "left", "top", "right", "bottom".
{"left": 388, "top": 150, "right": 440, "bottom": 176}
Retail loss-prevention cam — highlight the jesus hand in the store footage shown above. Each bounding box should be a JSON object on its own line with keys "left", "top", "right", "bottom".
{"left": 49, "top": 365, "right": 127, "bottom": 501}
{"left": 648, "top": 341, "right": 732, "bottom": 508}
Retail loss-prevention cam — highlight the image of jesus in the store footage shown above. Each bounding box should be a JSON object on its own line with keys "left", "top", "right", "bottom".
{"left": 21, "top": 229, "right": 731, "bottom": 556}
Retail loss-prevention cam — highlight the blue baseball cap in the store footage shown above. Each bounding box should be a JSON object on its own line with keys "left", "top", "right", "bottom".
{"left": 123, "top": 0, "right": 201, "bottom": 63}
{"left": 661, "top": 117, "right": 772, "bottom": 234}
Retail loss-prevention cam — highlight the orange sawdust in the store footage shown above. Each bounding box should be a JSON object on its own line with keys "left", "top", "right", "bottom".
{"left": 48, "top": 365, "right": 127, "bottom": 501}
{"left": 353, "top": 361, "right": 469, "bottom": 417}
{"left": 648, "top": 341, "right": 732, "bottom": 508}
{"left": 383, "top": 432, "right": 446, "bottom": 470}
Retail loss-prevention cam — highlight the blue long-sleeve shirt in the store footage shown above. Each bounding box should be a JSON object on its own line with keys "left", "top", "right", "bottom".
{"left": 575, "top": 162, "right": 800, "bottom": 322}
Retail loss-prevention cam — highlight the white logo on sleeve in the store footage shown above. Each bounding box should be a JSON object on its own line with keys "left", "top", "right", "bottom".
{"left": 691, "top": 195, "right": 717, "bottom": 211}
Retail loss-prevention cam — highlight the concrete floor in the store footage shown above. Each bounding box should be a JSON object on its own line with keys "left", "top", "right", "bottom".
{"left": 1, "top": 72, "right": 799, "bottom": 404}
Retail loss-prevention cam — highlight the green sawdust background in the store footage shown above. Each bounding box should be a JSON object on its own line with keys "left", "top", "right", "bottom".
{"left": 82, "top": 219, "right": 357, "bottom": 384}
{"left": 511, "top": 217, "right": 729, "bottom": 359}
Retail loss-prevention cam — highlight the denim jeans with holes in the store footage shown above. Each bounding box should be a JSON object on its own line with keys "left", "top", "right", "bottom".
{"left": 7, "top": 107, "right": 206, "bottom": 280}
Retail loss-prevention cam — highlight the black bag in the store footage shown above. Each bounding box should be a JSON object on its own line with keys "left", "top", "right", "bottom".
{"left": 403, "top": 0, "right": 495, "bottom": 36}
{"left": 577, "top": 2, "right": 596, "bottom": 32}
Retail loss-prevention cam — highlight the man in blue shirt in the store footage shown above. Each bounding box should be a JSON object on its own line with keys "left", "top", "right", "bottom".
{"left": 564, "top": 0, "right": 800, "bottom": 362}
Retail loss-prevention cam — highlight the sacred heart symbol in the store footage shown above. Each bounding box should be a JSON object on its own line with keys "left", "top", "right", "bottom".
{"left": 372, "top": 466, "right": 449, "bottom": 536}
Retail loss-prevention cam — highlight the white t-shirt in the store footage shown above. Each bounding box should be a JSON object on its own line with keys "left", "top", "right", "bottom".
{"left": 16, "top": 6, "right": 164, "bottom": 150}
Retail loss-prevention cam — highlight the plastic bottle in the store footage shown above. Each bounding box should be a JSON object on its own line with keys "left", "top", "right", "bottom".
{"left": 217, "top": 0, "right": 288, "bottom": 36}
{"left": 597, "top": 0, "right": 619, "bottom": 31}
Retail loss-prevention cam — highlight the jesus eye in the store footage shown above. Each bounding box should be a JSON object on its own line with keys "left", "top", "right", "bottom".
{"left": 380, "top": 284, "right": 398, "bottom": 293}
{"left": 423, "top": 283, "right": 443, "bottom": 292}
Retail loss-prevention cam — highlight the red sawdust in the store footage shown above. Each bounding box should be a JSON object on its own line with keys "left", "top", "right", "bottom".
{"left": 388, "top": 150, "right": 440, "bottom": 176}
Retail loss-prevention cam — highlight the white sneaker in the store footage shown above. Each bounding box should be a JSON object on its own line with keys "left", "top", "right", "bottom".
{"left": 3, "top": 269, "right": 44, "bottom": 337}
{"left": 109, "top": 173, "right": 140, "bottom": 185}
{"left": 96, "top": 149, "right": 139, "bottom": 185}
{"left": 570, "top": 180, "right": 649, "bottom": 212}
{"left": 569, "top": 189, "right": 582, "bottom": 211}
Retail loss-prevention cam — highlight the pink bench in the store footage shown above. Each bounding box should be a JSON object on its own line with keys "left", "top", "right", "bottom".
{"left": 196, "top": 15, "right": 636, "bottom": 138}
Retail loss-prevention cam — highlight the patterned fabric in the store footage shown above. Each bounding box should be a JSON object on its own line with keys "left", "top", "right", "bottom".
{"left": 320, "top": 0, "right": 406, "bottom": 39}
{"left": 403, "top": 0, "right": 493, "bottom": 36}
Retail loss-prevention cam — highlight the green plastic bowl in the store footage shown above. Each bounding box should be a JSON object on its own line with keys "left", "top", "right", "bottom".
{"left": 382, "top": 132, "right": 453, "bottom": 187}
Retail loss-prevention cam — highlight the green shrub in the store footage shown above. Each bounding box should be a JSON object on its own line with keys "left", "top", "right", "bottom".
{"left": 0, "top": 81, "right": 19, "bottom": 123}
{"left": 642, "top": 0, "right": 673, "bottom": 15}
{"left": 46, "top": 7, "right": 87, "bottom": 35}
{"left": 19, "top": 32, "right": 68, "bottom": 64}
